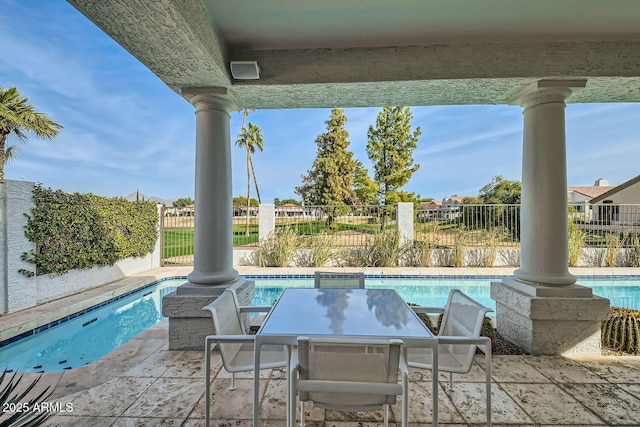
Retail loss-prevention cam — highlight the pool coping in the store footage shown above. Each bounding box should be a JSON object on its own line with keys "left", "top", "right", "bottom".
{"left": 2, "top": 266, "right": 640, "bottom": 346}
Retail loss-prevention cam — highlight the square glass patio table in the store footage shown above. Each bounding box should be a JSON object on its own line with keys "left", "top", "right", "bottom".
{"left": 252, "top": 288, "right": 439, "bottom": 427}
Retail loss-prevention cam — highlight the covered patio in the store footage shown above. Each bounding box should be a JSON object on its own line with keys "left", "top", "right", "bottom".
{"left": 65, "top": 0, "right": 640, "bottom": 356}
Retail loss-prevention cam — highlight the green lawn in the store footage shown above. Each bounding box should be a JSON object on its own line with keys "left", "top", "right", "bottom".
{"left": 163, "top": 226, "right": 260, "bottom": 258}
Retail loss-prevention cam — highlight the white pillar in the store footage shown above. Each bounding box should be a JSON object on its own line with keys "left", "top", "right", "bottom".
{"left": 162, "top": 88, "right": 255, "bottom": 350}
{"left": 258, "top": 203, "right": 275, "bottom": 243}
{"left": 396, "top": 202, "right": 414, "bottom": 247}
{"left": 511, "top": 80, "right": 586, "bottom": 287}
{"left": 186, "top": 90, "right": 239, "bottom": 286}
{"left": 491, "top": 80, "right": 610, "bottom": 356}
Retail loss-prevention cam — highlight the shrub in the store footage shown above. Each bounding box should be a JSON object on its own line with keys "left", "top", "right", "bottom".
{"left": 368, "top": 229, "right": 401, "bottom": 267}
{"left": 257, "top": 228, "right": 299, "bottom": 267}
{"left": 604, "top": 234, "right": 621, "bottom": 267}
{"left": 294, "top": 232, "right": 337, "bottom": 267}
{"left": 21, "top": 185, "right": 158, "bottom": 276}
{"left": 568, "top": 221, "right": 586, "bottom": 267}
{"left": 602, "top": 307, "right": 640, "bottom": 354}
{"left": 480, "top": 228, "right": 498, "bottom": 267}
{"left": 451, "top": 227, "right": 468, "bottom": 267}
{"left": 401, "top": 240, "right": 433, "bottom": 267}
{"left": 626, "top": 234, "right": 640, "bottom": 267}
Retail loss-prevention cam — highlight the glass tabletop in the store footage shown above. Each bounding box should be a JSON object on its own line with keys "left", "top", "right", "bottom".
{"left": 258, "top": 288, "right": 434, "bottom": 339}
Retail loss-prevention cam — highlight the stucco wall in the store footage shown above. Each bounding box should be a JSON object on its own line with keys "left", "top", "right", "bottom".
{"left": 0, "top": 180, "right": 162, "bottom": 314}
{"left": 596, "top": 181, "right": 640, "bottom": 204}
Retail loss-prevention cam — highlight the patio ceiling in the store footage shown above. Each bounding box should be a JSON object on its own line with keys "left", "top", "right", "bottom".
{"left": 67, "top": 0, "right": 640, "bottom": 109}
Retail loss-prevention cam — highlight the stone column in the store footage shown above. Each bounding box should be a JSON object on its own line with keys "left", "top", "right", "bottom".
{"left": 491, "top": 80, "right": 610, "bottom": 356}
{"left": 162, "top": 88, "right": 254, "bottom": 350}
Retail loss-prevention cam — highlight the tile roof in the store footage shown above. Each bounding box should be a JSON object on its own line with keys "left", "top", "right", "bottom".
{"left": 567, "top": 186, "right": 614, "bottom": 199}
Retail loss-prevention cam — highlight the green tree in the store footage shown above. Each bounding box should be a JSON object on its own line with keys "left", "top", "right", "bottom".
{"left": 0, "top": 86, "right": 63, "bottom": 179}
{"left": 235, "top": 110, "right": 264, "bottom": 235}
{"left": 366, "top": 106, "right": 421, "bottom": 206}
{"left": 478, "top": 175, "right": 521, "bottom": 204}
{"left": 295, "top": 109, "right": 357, "bottom": 228}
{"left": 274, "top": 198, "right": 300, "bottom": 207}
{"left": 352, "top": 160, "right": 379, "bottom": 205}
{"left": 233, "top": 196, "right": 258, "bottom": 207}
{"left": 465, "top": 176, "right": 522, "bottom": 241}
{"left": 173, "top": 197, "right": 194, "bottom": 208}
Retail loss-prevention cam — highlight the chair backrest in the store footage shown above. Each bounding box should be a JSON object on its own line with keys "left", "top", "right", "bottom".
{"left": 438, "top": 289, "right": 493, "bottom": 372}
{"left": 203, "top": 289, "right": 245, "bottom": 365}
{"left": 297, "top": 337, "right": 401, "bottom": 410}
{"left": 314, "top": 271, "right": 365, "bottom": 289}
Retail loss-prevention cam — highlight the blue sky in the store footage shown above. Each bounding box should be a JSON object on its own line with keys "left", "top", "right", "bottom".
{"left": 2, "top": 1, "right": 639, "bottom": 203}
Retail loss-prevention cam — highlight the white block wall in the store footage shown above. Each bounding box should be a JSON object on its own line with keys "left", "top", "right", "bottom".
{"left": 0, "top": 180, "right": 162, "bottom": 314}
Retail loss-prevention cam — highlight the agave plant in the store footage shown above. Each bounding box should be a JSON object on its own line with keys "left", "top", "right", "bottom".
{"left": 0, "top": 370, "right": 54, "bottom": 427}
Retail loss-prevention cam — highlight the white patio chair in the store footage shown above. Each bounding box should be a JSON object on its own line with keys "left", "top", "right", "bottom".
{"left": 409, "top": 289, "right": 493, "bottom": 426}
{"left": 289, "top": 336, "right": 408, "bottom": 427}
{"left": 203, "top": 288, "right": 287, "bottom": 427}
{"left": 314, "top": 271, "right": 365, "bottom": 288}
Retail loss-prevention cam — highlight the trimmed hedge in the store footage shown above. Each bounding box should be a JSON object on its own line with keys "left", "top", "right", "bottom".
{"left": 20, "top": 185, "right": 158, "bottom": 276}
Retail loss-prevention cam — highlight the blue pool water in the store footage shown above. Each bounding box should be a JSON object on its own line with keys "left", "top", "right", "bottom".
{"left": 2, "top": 275, "right": 640, "bottom": 373}
{"left": 0, "top": 279, "right": 182, "bottom": 374}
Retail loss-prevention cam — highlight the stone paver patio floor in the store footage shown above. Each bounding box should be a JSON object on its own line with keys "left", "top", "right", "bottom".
{"left": 13, "top": 319, "right": 636, "bottom": 426}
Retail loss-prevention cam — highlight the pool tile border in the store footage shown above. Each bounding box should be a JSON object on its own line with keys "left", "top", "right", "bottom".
{"left": 0, "top": 276, "right": 185, "bottom": 349}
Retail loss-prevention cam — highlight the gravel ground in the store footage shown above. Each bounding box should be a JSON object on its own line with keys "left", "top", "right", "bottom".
{"left": 491, "top": 330, "right": 636, "bottom": 356}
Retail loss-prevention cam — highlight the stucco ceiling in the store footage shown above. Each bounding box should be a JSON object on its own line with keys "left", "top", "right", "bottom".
{"left": 68, "top": 0, "right": 640, "bottom": 109}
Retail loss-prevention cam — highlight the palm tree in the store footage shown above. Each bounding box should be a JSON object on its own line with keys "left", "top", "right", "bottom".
{"left": 235, "top": 111, "right": 264, "bottom": 236}
{"left": 0, "top": 86, "right": 63, "bottom": 180}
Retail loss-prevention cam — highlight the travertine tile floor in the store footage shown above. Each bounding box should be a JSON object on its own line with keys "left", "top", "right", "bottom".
{"left": 5, "top": 266, "right": 640, "bottom": 426}
{"left": 10, "top": 318, "right": 636, "bottom": 426}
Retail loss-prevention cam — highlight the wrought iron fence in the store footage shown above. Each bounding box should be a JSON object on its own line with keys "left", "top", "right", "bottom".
{"left": 160, "top": 203, "right": 640, "bottom": 265}
{"left": 161, "top": 207, "right": 195, "bottom": 266}
{"left": 570, "top": 203, "right": 640, "bottom": 247}
{"left": 415, "top": 204, "right": 521, "bottom": 248}
{"left": 271, "top": 204, "right": 396, "bottom": 247}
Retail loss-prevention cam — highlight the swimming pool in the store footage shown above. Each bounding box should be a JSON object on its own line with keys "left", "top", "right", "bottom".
{"left": 251, "top": 276, "right": 640, "bottom": 313}
{"left": 0, "top": 278, "right": 182, "bottom": 374}
{"left": 2, "top": 275, "right": 640, "bottom": 373}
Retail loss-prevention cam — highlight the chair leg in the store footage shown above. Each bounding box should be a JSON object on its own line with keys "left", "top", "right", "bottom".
{"left": 447, "top": 372, "right": 454, "bottom": 391}
{"left": 299, "top": 401, "right": 305, "bottom": 427}
{"left": 205, "top": 341, "right": 211, "bottom": 427}
{"left": 230, "top": 372, "right": 236, "bottom": 391}
{"left": 384, "top": 404, "right": 389, "bottom": 427}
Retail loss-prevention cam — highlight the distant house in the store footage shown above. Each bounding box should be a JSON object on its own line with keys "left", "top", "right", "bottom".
{"left": 275, "top": 203, "right": 305, "bottom": 218}
{"left": 234, "top": 205, "right": 258, "bottom": 217}
{"left": 567, "top": 178, "right": 614, "bottom": 219}
{"left": 417, "top": 200, "right": 442, "bottom": 220}
{"left": 589, "top": 175, "right": 640, "bottom": 224}
{"left": 182, "top": 204, "right": 195, "bottom": 216}
{"left": 416, "top": 196, "right": 474, "bottom": 221}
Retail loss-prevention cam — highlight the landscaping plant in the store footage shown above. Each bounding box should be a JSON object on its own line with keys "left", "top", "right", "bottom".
{"left": 601, "top": 307, "right": 640, "bottom": 354}
{"left": 567, "top": 221, "right": 586, "bottom": 267}
{"left": 294, "top": 232, "right": 336, "bottom": 267}
{"left": 604, "top": 233, "right": 621, "bottom": 267}
{"left": 257, "top": 228, "right": 299, "bottom": 267}
{"left": 0, "top": 370, "right": 54, "bottom": 427}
